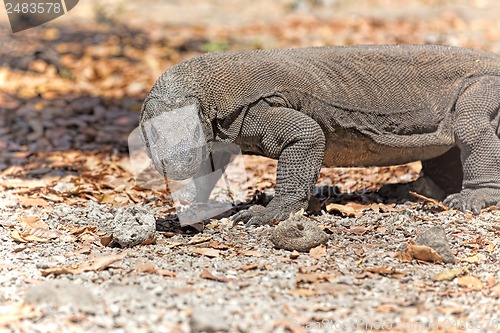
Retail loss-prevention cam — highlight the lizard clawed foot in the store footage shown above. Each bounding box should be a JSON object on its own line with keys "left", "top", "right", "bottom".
{"left": 443, "top": 188, "right": 500, "bottom": 214}
{"left": 231, "top": 205, "right": 282, "bottom": 227}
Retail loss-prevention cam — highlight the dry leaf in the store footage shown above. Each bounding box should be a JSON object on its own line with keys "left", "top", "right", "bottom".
{"left": 236, "top": 263, "right": 259, "bottom": 271}
{"left": 394, "top": 250, "right": 413, "bottom": 263}
{"left": 10, "top": 229, "right": 50, "bottom": 243}
{"left": 347, "top": 225, "right": 370, "bottom": 235}
{"left": 460, "top": 254, "right": 480, "bottom": 264}
{"left": 326, "top": 202, "right": 364, "bottom": 217}
{"left": 364, "top": 267, "right": 403, "bottom": 277}
{"left": 490, "top": 284, "right": 500, "bottom": 298}
{"left": 75, "top": 246, "right": 92, "bottom": 255}
{"left": 239, "top": 250, "right": 264, "bottom": 257}
{"left": 190, "top": 247, "right": 221, "bottom": 258}
{"left": 484, "top": 277, "right": 496, "bottom": 289}
{"left": 40, "top": 266, "right": 77, "bottom": 277}
{"left": 100, "top": 235, "right": 113, "bottom": 247}
{"left": 135, "top": 260, "right": 157, "bottom": 273}
{"left": 0, "top": 178, "right": 46, "bottom": 189}
{"left": 296, "top": 272, "right": 332, "bottom": 284}
{"left": 287, "top": 288, "right": 316, "bottom": 297}
{"left": 140, "top": 237, "right": 156, "bottom": 245}
{"left": 431, "top": 267, "right": 467, "bottom": 281}
{"left": 18, "top": 197, "right": 49, "bottom": 207}
{"left": 0, "top": 303, "right": 39, "bottom": 326}
{"left": 187, "top": 235, "right": 211, "bottom": 245}
{"left": 309, "top": 244, "right": 327, "bottom": 259}
{"left": 208, "top": 240, "right": 231, "bottom": 250}
{"left": 438, "top": 306, "right": 463, "bottom": 315}
{"left": 376, "top": 304, "right": 398, "bottom": 313}
{"left": 18, "top": 216, "right": 48, "bottom": 230}
{"left": 408, "top": 241, "right": 443, "bottom": 263}
{"left": 41, "top": 252, "right": 127, "bottom": 276}
{"left": 12, "top": 216, "right": 62, "bottom": 241}
{"left": 156, "top": 269, "right": 176, "bottom": 277}
{"left": 200, "top": 269, "right": 229, "bottom": 282}
{"left": 457, "top": 274, "right": 483, "bottom": 291}
{"left": 81, "top": 252, "right": 127, "bottom": 272}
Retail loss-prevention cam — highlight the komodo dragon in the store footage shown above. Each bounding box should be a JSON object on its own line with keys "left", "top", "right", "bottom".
{"left": 140, "top": 44, "right": 500, "bottom": 226}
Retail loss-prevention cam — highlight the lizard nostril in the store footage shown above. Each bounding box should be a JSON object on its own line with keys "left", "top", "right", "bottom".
{"left": 161, "top": 158, "right": 169, "bottom": 169}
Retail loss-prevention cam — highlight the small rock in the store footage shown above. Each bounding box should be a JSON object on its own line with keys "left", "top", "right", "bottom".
{"left": 270, "top": 214, "right": 328, "bottom": 252}
{"left": 110, "top": 206, "right": 156, "bottom": 247}
{"left": 415, "top": 226, "right": 455, "bottom": 264}
{"left": 24, "top": 280, "right": 100, "bottom": 314}
{"left": 290, "top": 250, "right": 300, "bottom": 259}
{"left": 189, "top": 306, "right": 229, "bottom": 333}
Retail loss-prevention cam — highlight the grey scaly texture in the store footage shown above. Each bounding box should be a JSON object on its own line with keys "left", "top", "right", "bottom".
{"left": 141, "top": 44, "right": 500, "bottom": 226}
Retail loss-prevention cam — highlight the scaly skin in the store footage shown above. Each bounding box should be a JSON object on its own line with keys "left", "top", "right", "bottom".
{"left": 140, "top": 45, "right": 500, "bottom": 226}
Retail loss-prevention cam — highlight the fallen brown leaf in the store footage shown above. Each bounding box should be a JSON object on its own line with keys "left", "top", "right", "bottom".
{"left": 239, "top": 250, "right": 264, "bottom": 257}
{"left": 0, "top": 178, "right": 46, "bottom": 189}
{"left": 0, "top": 303, "right": 40, "bottom": 327}
{"left": 296, "top": 272, "right": 333, "bottom": 284}
{"left": 309, "top": 244, "right": 327, "bottom": 259}
{"left": 140, "top": 237, "right": 156, "bottom": 245}
{"left": 287, "top": 288, "right": 316, "bottom": 297}
{"left": 347, "top": 225, "right": 370, "bottom": 235}
{"left": 200, "top": 269, "right": 230, "bottom": 282}
{"left": 432, "top": 267, "right": 468, "bottom": 281}
{"left": 135, "top": 260, "right": 157, "bottom": 273}
{"left": 408, "top": 240, "right": 443, "bottom": 263}
{"left": 364, "top": 267, "right": 404, "bottom": 278}
{"left": 81, "top": 252, "right": 127, "bottom": 272}
{"left": 326, "top": 202, "right": 364, "bottom": 217}
{"left": 376, "top": 304, "right": 399, "bottom": 313}
{"left": 460, "top": 254, "right": 480, "bottom": 264}
{"left": 437, "top": 306, "right": 464, "bottom": 315}
{"left": 100, "top": 234, "right": 113, "bottom": 247}
{"left": 236, "top": 263, "right": 259, "bottom": 271}
{"left": 190, "top": 247, "right": 221, "bottom": 258}
{"left": 187, "top": 235, "right": 212, "bottom": 245}
{"left": 18, "top": 197, "right": 49, "bottom": 207}
{"left": 457, "top": 274, "right": 483, "bottom": 291}
{"left": 10, "top": 229, "right": 50, "bottom": 243}
{"left": 394, "top": 249, "right": 413, "bottom": 263}
{"left": 41, "top": 252, "right": 127, "bottom": 276}
{"left": 156, "top": 269, "right": 176, "bottom": 277}
{"left": 208, "top": 240, "right": 231, "bottom": 250}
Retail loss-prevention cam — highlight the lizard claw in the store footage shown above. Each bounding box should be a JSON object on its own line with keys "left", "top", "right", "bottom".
{"left": 444, "top": 188, "right": 500, "bottom": 214}
{"left": 231, "top": 205, "right": 275, "bottom": 227}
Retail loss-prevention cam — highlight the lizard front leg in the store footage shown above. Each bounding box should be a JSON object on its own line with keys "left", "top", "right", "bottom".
{"left": 444, "top": 77, "right": 500, "bottom": 213}
{"left": 231, "top": 105, "right": 325, "bottom": 226}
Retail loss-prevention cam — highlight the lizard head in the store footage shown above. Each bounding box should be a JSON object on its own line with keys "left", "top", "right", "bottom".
{"left": 139, "top": 98, "right": 210, "bottom": 181}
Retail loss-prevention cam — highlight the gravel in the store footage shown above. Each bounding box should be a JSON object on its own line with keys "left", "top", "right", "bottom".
{"left": 1, "top": 200, "right": 499, "bottom": 332}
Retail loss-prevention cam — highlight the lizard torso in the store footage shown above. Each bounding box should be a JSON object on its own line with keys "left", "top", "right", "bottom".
{"left": 148, "top": 45, "right": 500, "bottom": 167}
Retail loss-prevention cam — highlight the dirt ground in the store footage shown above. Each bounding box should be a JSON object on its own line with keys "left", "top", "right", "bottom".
{"left": 1, "top": 0, "right": 500, "bottom": 332}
